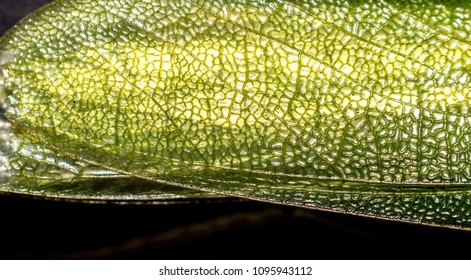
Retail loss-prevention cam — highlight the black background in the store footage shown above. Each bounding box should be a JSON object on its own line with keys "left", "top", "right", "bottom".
{"left": 0, "top": 0, "right": 470, "bottom": 260}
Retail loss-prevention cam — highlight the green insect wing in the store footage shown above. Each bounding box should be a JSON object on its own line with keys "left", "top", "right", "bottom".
{"left": 0, "top": 0, "right": 470, "bottom": 229}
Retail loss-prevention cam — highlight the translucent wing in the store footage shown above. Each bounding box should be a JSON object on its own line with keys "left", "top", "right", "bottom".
{"left": 0, "top": 0, "right": 470, "bottom": 229}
